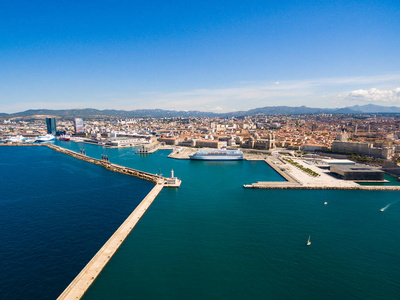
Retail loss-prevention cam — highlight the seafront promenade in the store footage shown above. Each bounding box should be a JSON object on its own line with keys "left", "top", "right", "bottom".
{"left": 57, "top": 181, "right": 164, "bottom": 300}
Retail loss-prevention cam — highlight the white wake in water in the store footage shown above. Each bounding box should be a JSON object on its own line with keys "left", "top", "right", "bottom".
{"left": 380, "top": 200, "right": 399, "bottom": 212}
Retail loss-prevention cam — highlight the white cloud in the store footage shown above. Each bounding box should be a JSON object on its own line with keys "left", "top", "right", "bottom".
{"left": 342, "top": 87, "right": 400, "bottom": 103}
{"left": 135, "top": 73, "right": 400, "bottom": 111}
{"left": 2, "top": 73, "right": 400, "bottom": 113}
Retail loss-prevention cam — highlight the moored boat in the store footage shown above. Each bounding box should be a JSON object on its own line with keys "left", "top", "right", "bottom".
{"left": 189, "top": 149, "right": 243, "bottom": 161}
{"left": 58, "top": 134, "right": 71, "bottom": 141}
{"left": 36, "top": 134, "right": 56, "bottom": 142}
{"left": 5, "top": 135, "right": 27, "bottom": 143}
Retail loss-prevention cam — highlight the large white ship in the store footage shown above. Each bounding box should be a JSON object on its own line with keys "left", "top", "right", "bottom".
{"left": 189, "top": 149, "right": 243, "bottom": 161}
{"left": 4, "top": 135, "right": 27, "bottom": 143}
{"left": 36, "top": 134, "right": 56, "bottom": 142}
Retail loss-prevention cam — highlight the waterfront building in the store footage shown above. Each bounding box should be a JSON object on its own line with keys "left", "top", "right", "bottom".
{"left": 74, "top": 118, "right": 85, "bottom": 135}
{"left": 46, "top": 118, "right": 57, "bottom": 135}
{"left": 331, "top": 140, "right": 395, "bottom": 159}
{"left": 195, "top": 140, "right": 226, "bottom": 149}
{"left": 159, "top": 137, "right": 179, "bottom": 145}
{"left": 320, "top": 159, "right": 356, "bottom": 166}
{"left": 105, "top": 137, "right": 148, "bottom": 147}
{"left": 330, "top": 165, "right": 385, "bottom": 181}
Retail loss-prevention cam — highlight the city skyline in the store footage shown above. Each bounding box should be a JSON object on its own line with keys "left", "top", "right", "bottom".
{"left": 1, "top": 0, "right": 399, "bottom": 113}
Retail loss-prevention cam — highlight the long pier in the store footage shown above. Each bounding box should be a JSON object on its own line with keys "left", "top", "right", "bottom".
{"left": 57, "top": 181, "right": 164, "bottom": 300}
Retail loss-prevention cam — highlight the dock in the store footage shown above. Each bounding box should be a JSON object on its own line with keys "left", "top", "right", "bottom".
{"left": 135, "top": 143, "right": 160, "bottom": 154}
{"left": 244, "top": 156, "right": 400, "bottom": 191}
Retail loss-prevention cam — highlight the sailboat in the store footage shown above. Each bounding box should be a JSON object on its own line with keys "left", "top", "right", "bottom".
{"left": 307, "top": 235, "right": 311, "bottom": 246}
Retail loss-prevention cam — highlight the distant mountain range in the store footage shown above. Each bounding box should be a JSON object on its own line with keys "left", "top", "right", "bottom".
{"left": 2, "top": 104, "right": 400, "bottom": 118}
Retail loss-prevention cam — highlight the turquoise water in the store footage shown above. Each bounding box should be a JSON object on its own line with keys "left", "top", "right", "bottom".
{"left": 358, "top": 174, "right": 400, "bottom": 186}
{"left": 2, "top": 142, "right": 400, "bottom": 299}
{"left": 49, "top": 142, "right": 398, "bottom": 300}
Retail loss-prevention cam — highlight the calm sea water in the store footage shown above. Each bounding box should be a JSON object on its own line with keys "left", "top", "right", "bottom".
{"left": 2, "top": 142, "right": 400, "bottom": 299}
{"left": 0, "top": 145, "right": 154, "bottom": 299}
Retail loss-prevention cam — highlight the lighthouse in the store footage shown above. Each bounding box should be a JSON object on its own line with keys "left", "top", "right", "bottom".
{"left": 165, "top": 169, "right": 181, "bottom": 187}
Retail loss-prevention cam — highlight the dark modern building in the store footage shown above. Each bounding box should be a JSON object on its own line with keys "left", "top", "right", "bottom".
{"left": 46, "top": 118, "right": 57, "bottom": 135}
{"left": 330, "top": 165, "right": 385, "bottom": 181}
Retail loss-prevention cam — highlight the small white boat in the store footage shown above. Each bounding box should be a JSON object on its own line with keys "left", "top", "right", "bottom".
{"left": 324, "top": 202, "right": 328, "bottom": 205}
{"left": 380, "top": 204, "right": 390, "bottom": 212}
{"left": 307, "top": 235, "right": 311, "bottom": 246}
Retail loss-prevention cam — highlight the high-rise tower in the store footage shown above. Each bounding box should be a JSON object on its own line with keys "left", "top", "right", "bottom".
{"left": 46, "top": 118, "right": 56, "bottom": 135}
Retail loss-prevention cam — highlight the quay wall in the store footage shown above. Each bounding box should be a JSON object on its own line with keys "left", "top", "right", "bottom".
{"left": 57, "top": 182, "right": 164, "bottom": 300}
{"left": 244, "top": 183, "right": 400, "bottom": 190}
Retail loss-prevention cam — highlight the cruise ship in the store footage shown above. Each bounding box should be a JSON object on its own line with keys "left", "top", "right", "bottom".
{"left": 189, "top": 149, "right": 243, "bottom": 161}
{"left": 4, "top": 135, "right": 27, "bottom": 143}
{"left": 36, "top": 134, "right": 56, "bottom": 142}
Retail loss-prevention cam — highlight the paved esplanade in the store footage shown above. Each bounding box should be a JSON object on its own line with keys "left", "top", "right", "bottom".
{"left": 57, "top": 181, "right": 164, "bottom": 300}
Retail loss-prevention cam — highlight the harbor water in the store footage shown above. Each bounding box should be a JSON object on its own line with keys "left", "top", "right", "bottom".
{"left": 1, "top": 141, "right": 400, "bottom": 299}
{"left": 0, "top": 145, "right": 154, "bottom": 299}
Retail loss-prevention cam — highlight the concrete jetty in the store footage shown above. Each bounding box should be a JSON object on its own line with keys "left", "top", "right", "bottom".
{"left": 167, "top": 147, "right": 196, "bottom": 159}
{"left": 244, "top": 156, "right": 400, "bottom": 191}
{"left": 244, "top": 182, "right": 400, "bottom": 190}
{"left": 57, "top": 181, "right": 164, "bottom": 300}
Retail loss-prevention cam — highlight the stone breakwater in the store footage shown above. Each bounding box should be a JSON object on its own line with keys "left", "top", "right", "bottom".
{"left": 46, "top": 144, "right": 163, "bottom": 183}
{"left": 1, "top": 143, "right": 163, "bottom": 183}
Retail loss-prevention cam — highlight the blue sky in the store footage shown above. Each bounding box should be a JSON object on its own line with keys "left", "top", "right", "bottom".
{"left": 1, "top": 0, "right": 399, "bottom": 113}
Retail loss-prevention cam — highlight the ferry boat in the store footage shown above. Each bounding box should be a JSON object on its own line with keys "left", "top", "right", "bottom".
{"left": 58, "top": 134, "right": 71, "bottom": 141}
{"left": 189, "top": 149, "right": 243, "bottom": 161}
{"left": 4, "top": 135, "right": 27, "bottom": 143}
{"left": 36, "top": 134, "right": 56, "bottom": 142}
